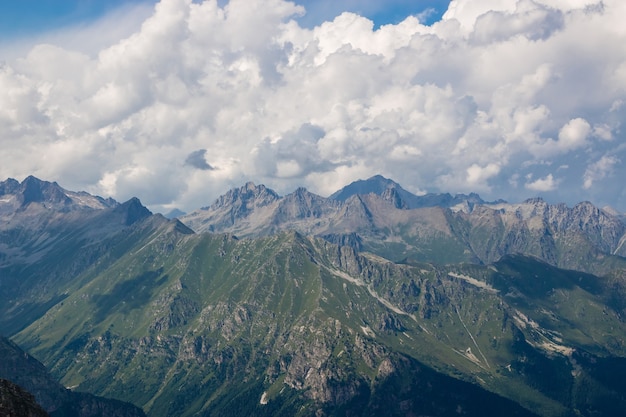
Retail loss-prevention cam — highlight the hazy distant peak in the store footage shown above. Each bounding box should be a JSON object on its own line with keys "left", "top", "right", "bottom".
{"left": 329, "top": 175, "right": 489, "bottom": 211}
{"left": 522, "top": 197, "right": 546, "bottom": 205}
{"left": 164, "top": 208, "right": 187, "bottom": 219}
{"left": 0, "top": 176, "right": 117, "bottom": 212}
{"left": 602, "top": 205, "right": 621, "bottom": 216}
{"left": 329, "top": 175, "right": 401, "bottom": 201}
{"left": 210, "top": 182, "right": 280, "bottom": 210}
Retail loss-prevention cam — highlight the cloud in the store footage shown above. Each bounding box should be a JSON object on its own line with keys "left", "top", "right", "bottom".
{"left": 466, "top": 163, "right": 501, "bottom": 188}
{"left": 557, "top": 117, "right": 591, "bottom": 151}
{"left": 471, "top": 1, "right": 564, "bottom": 44}
{"left": 583, "top": 155, "right": 619, "bottom": 190}
{"left": 0, "top": 0, "right": 626, "bottom": 212}
{"left": 185, "top": 149, "right": 214, "bottom": 171}
{"left": 525, "top": 173, "right": 559, "bottom": 192}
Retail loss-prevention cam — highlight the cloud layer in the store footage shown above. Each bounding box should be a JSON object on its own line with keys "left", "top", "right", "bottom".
{"left": 1, "top": 0, "right": 625, "bottom": 212}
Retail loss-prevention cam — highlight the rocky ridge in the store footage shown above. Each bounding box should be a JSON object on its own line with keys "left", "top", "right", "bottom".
{"left": 0, "top": 176, "right": 191, "bottom": 335}
{"left": 180, "top": 176, "right": 626, "bottom": 275}
{"left": 0, "top": 176, "right": 116, "bottom": 215}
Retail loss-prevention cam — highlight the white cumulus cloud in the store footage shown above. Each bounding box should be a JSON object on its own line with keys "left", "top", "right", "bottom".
{"left": 0, "top": 0, "right": 625, "bottom": 212}
{"left": 525, "top": 173, "right": 559, "bottom": 192}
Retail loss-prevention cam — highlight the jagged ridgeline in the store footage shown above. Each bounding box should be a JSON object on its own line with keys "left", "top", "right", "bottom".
{"left": 180, "top": 177, "right": 626, "bottom": 276}
{"left": 2, "top": 176, "right": 626, "bottom": 417}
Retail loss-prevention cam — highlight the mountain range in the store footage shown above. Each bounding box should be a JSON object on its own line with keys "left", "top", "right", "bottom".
{"left": 2, "top": 175, "right": 626, "bottom": 417}
{"left": 180, "top": 176, "right": 626, "bottom": 275}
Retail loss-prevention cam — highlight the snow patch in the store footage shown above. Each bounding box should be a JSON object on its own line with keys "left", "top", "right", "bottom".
{"left": 448, "top": 272, "right": 498, "bottom": 293}
{"left": 260, "top": 392, "right": 268, "bottom": 405}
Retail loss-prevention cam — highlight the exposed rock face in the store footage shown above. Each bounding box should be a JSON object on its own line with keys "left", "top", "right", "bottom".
{"left": 212, "top": 182, "right": 280, "bottom": 212}
{"left": 111, "top": 197, "right": 153, "bottom": 226}
{"left": 0, "top": 379, "right": 48, "bottom": 417}
{"left": 329, "top": 174, "right": 491, "bottom": 210}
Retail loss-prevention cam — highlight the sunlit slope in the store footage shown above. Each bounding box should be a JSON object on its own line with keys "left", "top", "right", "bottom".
{"left": 14, "top": 227, "right": 626, "bottom": 417}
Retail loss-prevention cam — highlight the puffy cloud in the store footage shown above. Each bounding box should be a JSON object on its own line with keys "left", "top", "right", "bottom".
{"left": 466, "top": 163, "right": 501, "bottom": 189}
{"left": 583, "top": 155, "right": 619, "bottom": 190}
{"left": 557, "top": 118, "right": 591, "bottom": 151}
{"left": 0, "top": 0, "right": 626, "bottom": 212}
{"left": 525, "top": 173, "right": 559, "bottom": 192}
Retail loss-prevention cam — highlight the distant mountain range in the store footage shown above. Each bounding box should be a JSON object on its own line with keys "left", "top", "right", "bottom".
{"left": 329, "top": 174, "right": 498, "bottom": 210}
{"left": 2, "top": 175, "right": 626, "bottom": 417}
{"left": 180, "top": 175, "right": 626, "bottom": 275}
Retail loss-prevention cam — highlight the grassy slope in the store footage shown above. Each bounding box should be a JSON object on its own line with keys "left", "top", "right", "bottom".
{"left": 13, "top": 226, "right": 626, "bottom": 417}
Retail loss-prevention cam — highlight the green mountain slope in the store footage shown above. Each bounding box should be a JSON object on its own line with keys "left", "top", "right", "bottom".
{"left": 3, "top": 176, "right": 626, "bottom": 417}
{"left": 12, "top": 224, "right": 626, "bottom": 417}
{"left": 0, "top": 193, "right": 167, "bottom": 335}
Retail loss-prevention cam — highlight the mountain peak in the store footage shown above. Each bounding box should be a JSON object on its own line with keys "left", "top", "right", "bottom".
{"left": 210, "top": 182, "right": 280, "bottom": 211}
{"left": 329, "top": 175, "right": 488, "bottom": 211}
{"left": 19, "top": 176, "right": 71, "bottom": 207}
{"left": 329, "top": 175, "right": 400, "bottom": 202}
{"left": 523, "top": 197, "right": 546, "bottom": 205}
{"left": 113, "top": 197, "right": 152, "bottom": 226}
{"left": 1, "top": 176, "right": 118, "bottom": 213}
{"left": 244, "top": 181, "right": 257, "bottom": 191}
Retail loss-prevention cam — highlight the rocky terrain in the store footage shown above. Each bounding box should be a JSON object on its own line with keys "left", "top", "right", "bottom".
{"left": 181, "top": 176, "right": 626, "bottom": 274}
{"left": 2, "top": 175, "right": 626, "bottom": 417}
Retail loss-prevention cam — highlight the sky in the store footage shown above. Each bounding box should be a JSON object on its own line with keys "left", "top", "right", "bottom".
{"left": 1, "top": 0, "right": 625, "bottom": 214}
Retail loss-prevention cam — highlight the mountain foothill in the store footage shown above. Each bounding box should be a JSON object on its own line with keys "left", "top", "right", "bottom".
{"left": 2, "top": 174, "right": 626, "bottom": 417}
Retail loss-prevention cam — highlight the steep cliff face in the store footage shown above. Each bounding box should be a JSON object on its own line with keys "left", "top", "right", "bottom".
{"left": 0, "top": 379, "right": 49, "bottom": 417}
{"left": 481, "top": 198, "right": 626, "bottom": 272}
{"left": 181, "top": 182, "right": 280, "bottom": 233}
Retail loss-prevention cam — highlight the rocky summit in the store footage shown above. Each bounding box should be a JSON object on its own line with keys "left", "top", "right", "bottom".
{"left": 2, "top": 175, "right": 626, "bottom": 417}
